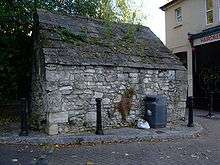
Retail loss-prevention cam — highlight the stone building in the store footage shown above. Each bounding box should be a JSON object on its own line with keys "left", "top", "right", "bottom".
{"left": 32, "top": 9, "right": 187, "bottom": 135}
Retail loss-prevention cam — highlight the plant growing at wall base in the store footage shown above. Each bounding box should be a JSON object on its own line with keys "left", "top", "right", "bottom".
{"left": 116, "top": 87, "right": 136, "bottom": 123}
{"left": 28, "top": 112, "right": 46, "bottom": 131}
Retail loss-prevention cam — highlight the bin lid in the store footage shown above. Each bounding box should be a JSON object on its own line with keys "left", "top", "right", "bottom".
{"left": 144, "top": 95, "right": 167, "bottom": 104}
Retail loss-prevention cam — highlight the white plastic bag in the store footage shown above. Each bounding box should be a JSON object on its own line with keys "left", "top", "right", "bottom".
{"left": 137, "top": 120, "right": 150, "bottom": 129}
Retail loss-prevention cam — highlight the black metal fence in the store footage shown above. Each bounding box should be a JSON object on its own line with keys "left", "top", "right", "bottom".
{"left": 0, "top": 98, "right": 29, "bottom": 136}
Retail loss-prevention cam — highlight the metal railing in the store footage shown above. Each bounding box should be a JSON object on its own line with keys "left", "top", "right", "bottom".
{"left": 18, "top": 98, "right": 29, "bottom": 136}
{"left": 0, "top": 98, "right": 29, "bottom": 136}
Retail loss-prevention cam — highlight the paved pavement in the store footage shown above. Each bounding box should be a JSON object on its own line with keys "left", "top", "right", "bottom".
{"left": 0, "top": 121, "right": 202, "bottom": 145}
{"left": 0, "top": 109, "right": 220, "bottom": 165}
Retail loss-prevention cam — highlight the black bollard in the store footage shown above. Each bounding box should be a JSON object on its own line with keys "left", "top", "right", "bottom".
{"left": 19, "top": 98, "right": 28, "bottom": 136}
{"left": 187, "top": 96, "right": 194, "bottom": 127}
{"left": 207, "top": 91, "right": 215, "bottom": 118}
{"left": 95, "top": 98, "right": 104, "bottom": 135}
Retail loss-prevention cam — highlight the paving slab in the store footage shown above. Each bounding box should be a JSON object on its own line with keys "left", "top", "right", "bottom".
{"left": 0, "top": 121, "right": 203, "bottom": 145}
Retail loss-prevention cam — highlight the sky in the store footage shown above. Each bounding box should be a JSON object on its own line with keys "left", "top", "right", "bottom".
{"left": 131, "top": 0, "right": 167, "bottom": 43}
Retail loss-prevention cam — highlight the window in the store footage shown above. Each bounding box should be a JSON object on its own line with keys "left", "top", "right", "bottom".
{"left": 175, "top": 7, "right": 182, "bottom": 23}
{"left": 206, "top": 0, "right": 214, "bottom": 24}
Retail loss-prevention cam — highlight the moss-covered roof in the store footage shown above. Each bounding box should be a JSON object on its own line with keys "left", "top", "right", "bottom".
{"left": 37, "top": 9, "right": 185, "bottom": 70}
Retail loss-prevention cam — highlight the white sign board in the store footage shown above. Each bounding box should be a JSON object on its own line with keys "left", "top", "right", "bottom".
{"left": 193, "top": 32, "right": 220, "bottom": 46}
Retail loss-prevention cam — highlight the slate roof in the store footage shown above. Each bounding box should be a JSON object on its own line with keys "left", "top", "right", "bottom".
{"left": 160, "top": 0, "right": 182, "bottom": 11}
{"left": 37, "top": 9, "right": 185, "bottom": 70}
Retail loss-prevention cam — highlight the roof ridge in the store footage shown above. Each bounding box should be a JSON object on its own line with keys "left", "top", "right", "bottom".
{"left": 160, "top": 0, "right": 185, "bottom": 11}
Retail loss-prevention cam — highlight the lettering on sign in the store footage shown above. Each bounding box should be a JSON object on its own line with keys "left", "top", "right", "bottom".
{"left": 193, "top": 32, "right": 220, "bottom": 46}
{"left": 200, "top": 33, "right": 220, "bottom": 43}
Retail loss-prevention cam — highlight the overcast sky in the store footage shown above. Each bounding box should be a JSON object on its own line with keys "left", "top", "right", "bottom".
{"left": 135, "top": 0, "right": 167, "bottom": 43}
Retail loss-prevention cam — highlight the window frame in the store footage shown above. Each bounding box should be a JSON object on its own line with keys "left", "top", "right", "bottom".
{"left": 205, "top": 0, "right": 214, "bottom": 25}
{"left": 175, "top": 7, "right": 182, "bottom": 24}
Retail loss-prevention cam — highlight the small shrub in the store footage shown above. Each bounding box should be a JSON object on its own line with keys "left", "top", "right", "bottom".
{"left": 116, "top": 88, "right": 135, "bottom": 122}
{"left": 57, "top": 27, "right": 87, "bottom": 44}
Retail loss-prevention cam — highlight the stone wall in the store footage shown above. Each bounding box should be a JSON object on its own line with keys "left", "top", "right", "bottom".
{"left": 41, "top": 64, "right": 187, "bottom": 135}
{"left": 31, "top": 24, "right": 48, "bottom": 130}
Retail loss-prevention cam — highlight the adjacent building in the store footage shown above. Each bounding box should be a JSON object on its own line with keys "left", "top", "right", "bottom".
{"left": 161, "top": 0, "right": 220, "bottom": 109}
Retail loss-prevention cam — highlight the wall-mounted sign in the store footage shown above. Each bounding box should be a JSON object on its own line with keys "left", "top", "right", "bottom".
{"left": 193, "top": 32, "right": 220, "bottom": 46}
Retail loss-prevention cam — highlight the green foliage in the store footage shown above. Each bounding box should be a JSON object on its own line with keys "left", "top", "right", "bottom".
{"left": 73, "top": 0, "right": 101, "bottom": 17}
{"left": 0, "top": 0, "right": 33, "bottom": 103}
{"left": 99, "top": 0, "right": 116, "bottom": 21}
{"left": 57, "top": 27, "right": 113, "bottom": 48}
{"left": 103, "top": 22, "right": 114, "bottom": 38}
{"left": 28, "top": 112, "right": 45, "bottom": 131}
{"left": 122, "top": 87, "right": 136, "bottom": 99}
{"left": 123, "top": 25, "right": 136, "bottom": 42}
{"left": 0, "top": 113, "right": 20, "bottom": 125}
{"left": 0, "top": 0, "right": 145, "bottom": 103}
{"left": 57, "top": 27, "right": 88, "bottom": 44}
{"left": 116, "top": 0, "right": 134, "bottom": 23}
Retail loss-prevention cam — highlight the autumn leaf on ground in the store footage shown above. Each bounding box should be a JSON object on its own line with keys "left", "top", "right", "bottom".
{"left": 86, "top": 160, "right": 94, "bottom": 165}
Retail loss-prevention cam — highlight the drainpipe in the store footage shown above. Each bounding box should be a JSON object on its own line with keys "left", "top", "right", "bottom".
{"left": 187, "top": 33, "right": 196, "bottom": 98}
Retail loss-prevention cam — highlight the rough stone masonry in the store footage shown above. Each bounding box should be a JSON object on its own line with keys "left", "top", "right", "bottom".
{"left": 31, "top": 9, "right": 187, "bottom": 135}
